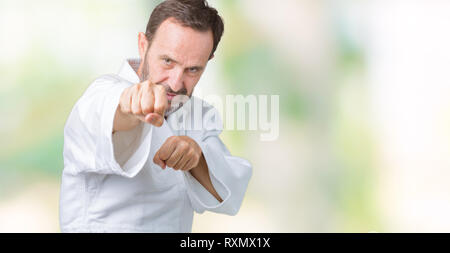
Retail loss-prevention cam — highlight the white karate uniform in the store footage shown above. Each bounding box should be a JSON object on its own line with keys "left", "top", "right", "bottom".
{"left": 59, "top": 59, "right": 252, "bottom": 232}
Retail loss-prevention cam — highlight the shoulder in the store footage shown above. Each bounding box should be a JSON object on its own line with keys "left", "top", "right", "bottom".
{"left": 190, "top": 96, "right": 216, "bottom": 112}
{"left": 80, "top": 74, "right": 134, "bottom": 98}
{"left": 191, "top": 96, "right": 223, "bottom": 133}
{"left": 89, "top": 74, "right": 133, "bottom": 87}
{"left": 189, "top": 96, "right": 222, "bottom": 120}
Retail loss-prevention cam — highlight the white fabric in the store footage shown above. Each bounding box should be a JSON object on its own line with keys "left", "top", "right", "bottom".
{"left": 59, "top": 59, "right": 252, "bottom": 233}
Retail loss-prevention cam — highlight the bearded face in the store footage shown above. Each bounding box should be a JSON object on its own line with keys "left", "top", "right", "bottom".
{"left": 138, "top": 18, "right": 214, "bottom": 117}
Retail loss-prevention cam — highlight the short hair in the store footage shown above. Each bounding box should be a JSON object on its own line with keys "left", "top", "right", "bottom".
{"left": 145, "top": 0, "right": 225, "bottom": 59}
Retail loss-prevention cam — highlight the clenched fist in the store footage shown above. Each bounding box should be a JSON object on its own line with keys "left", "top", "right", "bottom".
{"left": 113, "top": 80, "right": 168, "bottom": 132}
{"left": 153, "top": 136, "right": 203, "bottom": 171}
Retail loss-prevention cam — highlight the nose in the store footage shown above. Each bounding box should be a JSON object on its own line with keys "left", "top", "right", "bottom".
{"left": 167, "top": 68, "right": 185, "bottom": 93}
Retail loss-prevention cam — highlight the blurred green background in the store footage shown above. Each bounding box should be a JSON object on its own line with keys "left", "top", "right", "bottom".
{"left": 1, "top": 0, "right": 450, "bottom": 232}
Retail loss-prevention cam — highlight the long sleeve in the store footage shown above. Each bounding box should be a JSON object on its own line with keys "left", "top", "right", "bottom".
{"left": 63, "top": 74, "right": 153, "bottom": 178}
{"left": 181, "top": 100, "right": 253, "bottom": 215}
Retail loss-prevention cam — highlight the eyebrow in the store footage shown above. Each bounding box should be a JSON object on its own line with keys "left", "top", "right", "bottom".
{"left": 160, "top": 54, "right": 179, "bottom": 64}
{"left": 159, "top": 54, "right": 205, "bottom": 71}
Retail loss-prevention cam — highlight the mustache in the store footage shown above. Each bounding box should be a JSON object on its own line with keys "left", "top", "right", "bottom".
{"left": 157, "top": 83, "right": 188, "bottom": 96}
{"left": 162, "top": 84, "right": 191, "bottom": 117}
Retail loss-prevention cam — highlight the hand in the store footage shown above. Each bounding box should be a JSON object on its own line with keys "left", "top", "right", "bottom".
{"left": 117, "top": 80, "right": 168, "bottom": 130}
{"left": 153, "top": 136, "right": 203, "bottom": 171}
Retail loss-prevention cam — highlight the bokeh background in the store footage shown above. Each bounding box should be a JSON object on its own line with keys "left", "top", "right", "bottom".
{"left": 1, "top": 0, "right": 450, "bottom": 232}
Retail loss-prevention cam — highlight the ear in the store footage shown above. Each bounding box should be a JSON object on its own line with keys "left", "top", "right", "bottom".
{"left": 138, "top": 32, "right": 149, "bottom": 60}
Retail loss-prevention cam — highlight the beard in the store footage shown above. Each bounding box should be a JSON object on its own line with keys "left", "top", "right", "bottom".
{"left": 140, "top": 56, "right": 191, "bottom": 117}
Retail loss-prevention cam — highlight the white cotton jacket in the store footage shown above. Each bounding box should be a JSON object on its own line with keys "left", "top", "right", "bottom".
{"left": 59, "top": 59, "right": 252, "bottom": 233}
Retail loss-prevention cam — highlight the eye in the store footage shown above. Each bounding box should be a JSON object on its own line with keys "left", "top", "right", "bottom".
{"left": 188, "top": 67, "right": 199, "bottom": 74}
{"left": 163, "top": 58, "right": 172, "bottom": 65}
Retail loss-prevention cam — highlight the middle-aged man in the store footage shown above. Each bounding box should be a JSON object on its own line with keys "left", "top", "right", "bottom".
{"left": 59, "top": 0, "right": 252, "bottom": 232}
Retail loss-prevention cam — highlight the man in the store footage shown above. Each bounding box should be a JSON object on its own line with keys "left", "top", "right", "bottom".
{"left": 59, "top": 0, "right": 252, "bottom": 232}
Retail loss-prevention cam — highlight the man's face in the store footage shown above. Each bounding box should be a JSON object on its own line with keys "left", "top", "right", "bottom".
{"left": 139, "top": 18, "right": 214, "bottom": 114}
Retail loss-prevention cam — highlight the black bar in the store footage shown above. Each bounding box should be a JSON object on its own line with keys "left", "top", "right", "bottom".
{"left": 0, "top": 233, "right": 448, "bottom": 252}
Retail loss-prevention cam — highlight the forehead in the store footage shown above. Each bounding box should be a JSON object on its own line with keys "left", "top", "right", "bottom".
{"left": 150, "top": 18, "right": 214, "bottom": 65}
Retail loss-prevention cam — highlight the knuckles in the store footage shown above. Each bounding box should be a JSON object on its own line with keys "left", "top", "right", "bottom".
{"left": 155, "top": 136, "right": 202, "bottom": 170}
{"left": 166, "top": 160, "right": 176, "bottom": 168}
{"left": 142, "top": 104, "right": 154, "bottom": 115}
{"left": 179, "top": 141, "right": 189, "bottom": 151}
{"left": 131, "top": 105, "right": 142, "bottom": 115}
{"left": 154, "top": 105, "right": 166, "bottom": 114}
{"left": 121, "top": 81, "right": 168, "bottom": 118}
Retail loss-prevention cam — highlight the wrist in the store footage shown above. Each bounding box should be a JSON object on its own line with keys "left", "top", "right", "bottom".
{"left": 189, "top": 153, "right": 206, "bottom": 175}
{"left": 113, "top": 105, "right": 140, "bottom": 133}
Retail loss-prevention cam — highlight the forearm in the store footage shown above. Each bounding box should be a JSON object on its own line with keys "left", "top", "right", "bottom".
{"left": 189, "top": 154, "right": 223, "bottom": 203}
{"left": 113, "top": 107, "right": 140, "bottom": 133}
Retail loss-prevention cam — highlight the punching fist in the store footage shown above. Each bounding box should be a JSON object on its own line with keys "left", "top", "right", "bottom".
{"left": 113, "top": 80, "right": 168, "bottom": 132}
